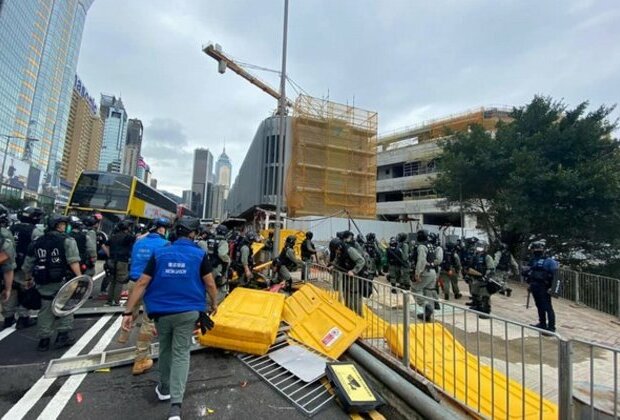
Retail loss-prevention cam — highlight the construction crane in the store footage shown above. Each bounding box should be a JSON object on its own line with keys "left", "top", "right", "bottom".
{"left": 202, "top": 43, "right": 294, "bottom": 112}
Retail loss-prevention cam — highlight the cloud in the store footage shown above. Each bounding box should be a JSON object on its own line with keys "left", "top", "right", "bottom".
{"left": 77, "top": 0, "right": 620, "bottom": 196}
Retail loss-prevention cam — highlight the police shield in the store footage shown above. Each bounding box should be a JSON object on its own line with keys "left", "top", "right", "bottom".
{"left": 51, "top": 275, "right": 94, "bottom": 317}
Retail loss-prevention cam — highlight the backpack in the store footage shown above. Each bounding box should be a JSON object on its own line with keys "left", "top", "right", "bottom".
{"left": 11, "top": 223, "right": 35, "bottom": 270}
{"left": 441, "top": 250, "right": 454, "bottom": 270}
{"left": 496, "top": 251, "right": 511, "bottom": 271}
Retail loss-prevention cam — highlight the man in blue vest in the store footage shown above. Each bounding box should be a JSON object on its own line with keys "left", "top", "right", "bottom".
{"left": 122, "top": 216, "right": 217, "bottom": 420}
{"left": 524, "top": 242, "right": 560, "bottom": 333}
{"left": 120, "top": 217, "right": 171, "bottom": 376}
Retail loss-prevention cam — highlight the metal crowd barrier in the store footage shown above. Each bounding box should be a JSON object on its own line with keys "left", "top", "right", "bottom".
{"left": 305, "top": 263, "right": 620, "bottom": 419}
{"left": 557, "top": 267, "right": 620, "bottom": 318}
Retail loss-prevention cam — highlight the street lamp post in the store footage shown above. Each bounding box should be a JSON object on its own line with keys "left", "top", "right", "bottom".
{"left": 273, "top": 0, "right": 289, "bottom": 255}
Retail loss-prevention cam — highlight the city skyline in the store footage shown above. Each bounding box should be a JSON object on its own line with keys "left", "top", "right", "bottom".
{"left": 0, "top": 0, "right": 95, "bottom": 187}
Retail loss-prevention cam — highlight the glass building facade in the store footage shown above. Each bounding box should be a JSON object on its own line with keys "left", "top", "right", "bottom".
{"left": 98, "top": 94, "right": 128, "bottom": 173}
{"left": 0, "top": 0, "right": 94, "bottom": 186}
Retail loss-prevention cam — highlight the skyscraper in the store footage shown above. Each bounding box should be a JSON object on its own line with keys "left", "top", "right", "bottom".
{"left": 0, "top": 0, "right": 95, "bottom": 185}
{"left": 98, "top": 94, "right": 128, "bottom": 173}
{"left": 191, "top": 148, "right": 214, "bottom": 219}
{"left": 122, "top": 118, "right": 143, "bottom": 176}
{"left": 215, "top": 147, "right": 232, "bottom": 198}
{"left": 60, "top": 75, "right": 103, "bottom": 184}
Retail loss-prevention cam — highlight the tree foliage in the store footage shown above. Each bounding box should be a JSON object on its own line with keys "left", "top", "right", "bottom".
{"left": 434, "top": 96, "right": 620, "bottom": 269}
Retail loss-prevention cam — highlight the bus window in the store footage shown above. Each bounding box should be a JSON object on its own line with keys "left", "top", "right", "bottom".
{"left": 70, "top": 173, "right": 132, "bottom": 211}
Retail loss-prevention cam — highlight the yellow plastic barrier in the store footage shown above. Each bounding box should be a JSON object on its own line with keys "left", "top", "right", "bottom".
{"left": 361, "top": 305, "right": 392, "bottom": 340}
{"left": 385, "top": 324, "right": 559, "bottom": 419}
{"left": 198, "top": 288, "right": 285, "bottom": 355}
{"left": 283, "top": 284, "right": 366, "bottom": 359}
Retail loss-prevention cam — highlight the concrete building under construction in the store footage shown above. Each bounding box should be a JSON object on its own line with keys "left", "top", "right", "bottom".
{"left": 226, "top": 95, "right": 377, "bottom": 220}
{"left": 376, "top": 106, "right": 512, "bottom": 226}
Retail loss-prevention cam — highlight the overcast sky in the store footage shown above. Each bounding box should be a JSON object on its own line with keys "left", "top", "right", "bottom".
{"left": 77, "top": 0, "right": 620, "bottom": 196}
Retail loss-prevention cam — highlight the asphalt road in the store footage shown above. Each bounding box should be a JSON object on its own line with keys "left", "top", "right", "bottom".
{"left": 0, "top": 309, "right": 348, "bottom": 419}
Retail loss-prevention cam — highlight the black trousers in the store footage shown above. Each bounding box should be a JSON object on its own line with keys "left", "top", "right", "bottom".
{"left": 530, "top": 282, "right": 555, "bottom": 329}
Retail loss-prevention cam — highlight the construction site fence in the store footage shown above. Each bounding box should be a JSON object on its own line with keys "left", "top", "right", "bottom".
{"left": 305, "top": 263, "right": 620, "bottom": 420}
{"left": 557, "top": 267, "right": 620, "bottom": 319}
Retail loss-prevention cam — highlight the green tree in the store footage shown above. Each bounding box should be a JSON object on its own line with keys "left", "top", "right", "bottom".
{"left": 434, "top": 96, "right": 620, "bottom": 269}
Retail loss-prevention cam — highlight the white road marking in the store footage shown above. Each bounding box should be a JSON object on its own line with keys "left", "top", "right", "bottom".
{"left": 0, "top": 326, "right": 16, "bottom": 342}
{"left": 36, "top": 316, "right": 122, "bottom": 420}
{"left": 1, "top": 314, "right": 113, "bottom": 420}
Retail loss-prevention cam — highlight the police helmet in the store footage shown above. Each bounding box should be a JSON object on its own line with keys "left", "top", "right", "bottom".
{"left": 366, "top": 232, "right": 376, "bottom": 242}
{"left": 175, "top": 216, "right": 200, "bottom": 235}
{"left": 305, "top": 231, "right": 313, "bottom": 240}
{"left": 356, "top": 234, "right": 365, "bottom": 244}
{"left": 246, "top": 232, "right": 258, "bottom": 243}
{"left": 428, "top": 232, "right": 439, "bottom": 245}
{"left": 153, "top": 217, "right": 171, "bottom": 229}
{"left": 397, "top": 233, "right": 407, "bottom": 243}
{"left": 286, "top": 235, "right": 297, "bottom": 246}
{"left": 416, "top": 229, "right": 429, "bottom": 243}
{"left": 82, "top": 216, "right": 97, "bottom": 227}
{"left": 465, "top": 237, "right": 479, "bottom": 247}
{"left": 341, "top": 230, "right": 354, "bottom": 241}
{"left": 0, "top": 204, "right": 9, "bottom": 226}
{"left": 215, "top": 224, "right": 228, "bottom": 237}
{"left": 69, "top": 215, "right": 84, "bottom": 230}
{"left": 529, "top": 242, "right": 545, "bottom": 256}
{"left": 47, "top": 214, "right": 70, "bottom": 231}
{"left": 116, "top": 220, "right": 133, "bottom": 232}
{"left": 336, "top": 231, "right": 345, "bottom": 240}
{"left": 19, "top": 206, "right": 44, "bottom": 224}
{"left": 389, "top": 237, "right": 398, "bottom": 247}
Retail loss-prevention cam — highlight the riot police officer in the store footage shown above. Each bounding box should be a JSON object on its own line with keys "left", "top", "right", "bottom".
{"left": 494, "top": 243, "right": 518, "bottom": 296}
{"left": 23, "top": 215, "right": 82, "bottom": 351}
{"left": 0, "top": 205, "right": 16, "bottom": 328}
{"left": 105, "top": 220, "right": 135, "bottom": 305}
{"left": 207, "top": 224, "right": 231, "bottom": 303}
{"left": 328, "top": 231, "right": 345, "bottom": 267}
{"left": 7, "top": 207, "right": 44, "bottom": 329}
{"left": 386, "top": 237, "right": 405, "bottom": 292}
{"left": 276, "top": 235, "right": 304, "bottom": 291}
{"left": 465, "top": 242, "right": 496, "bottom": 317}
{"left": 121, "top": 216, "right": 217, "bottom": 420}
{"left": 69, "top": 216, "right": 97, "bottom": 278}
{"left": 439, "top": 242, "right": 462, "bottom": 300}
{"left": 301, "top": 231, "right": 317, "bottom": 281}
{"left": 123, "top": 217, "right": 171, "bottom": 375}
{"left": 365, "top": 233, "right": 381, "bottom": 277}
{"left": 413, "top": 230, "right": 439, "bottom": 321}
{"left": 397, "top": 233, "right": 412, "bottom": 290}
{"left": 233, "top": 232, "right": 256, "bottom": 286}
{"left": 336, "top": 231, "right": 367, "bottom": 314}
{"left": 427, "top": 232, "right": 444, "bottom": 310}
{"left": 525, "top": 242, "right": 559, "bottom": 332}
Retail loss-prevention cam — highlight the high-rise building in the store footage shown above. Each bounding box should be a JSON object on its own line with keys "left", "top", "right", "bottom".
{"left": 61, "top": 76, "right": 103, "bottom": 184}
{"left": 182, "top": 190, "right": 192, "bottom": 206}
{"left": 191, "top": 148, "right": 214, "bottom": 218}
{"left": 0, "top": 0, "right": 95, "bottom": 185}
{"left": 215, "top": 147, "right": 232, "bottom": 199}
{"left": 122, "top": 118, "right": 142, "bottom": 176}
{"left": 209, "top": 184, "right": 226, "bottom": 221}
{"left": 150, "top": 178, "right": 157, "bottom": 189}
{"left": 98, "top": 95, "right": 128, "bottom": 173}
{"left": 136, "top": 156, "right": 146, "bottom": 180}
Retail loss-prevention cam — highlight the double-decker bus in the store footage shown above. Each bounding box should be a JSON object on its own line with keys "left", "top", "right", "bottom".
{"left": 66, "top": 171, "right": 177, "bottom": 233}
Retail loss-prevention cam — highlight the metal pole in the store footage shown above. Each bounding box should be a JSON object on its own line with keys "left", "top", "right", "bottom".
{"left": 558, "top": 340, "right": 573, "bottom": 419}
{"left": 0, "top": 135, "right": 10, "bottom": 187}
{"left": 273, "top": 0, "right": 289, "bottom": 254}
{"left": 459, "top": 183, "right": 464, "bottom": 239}
{"left": 402, "top": 292, "right": 411, "bottom": 367}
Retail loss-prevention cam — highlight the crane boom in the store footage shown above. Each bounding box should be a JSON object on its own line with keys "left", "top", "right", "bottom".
{"left": 202, "top": 43, "right": 294, "bottom": 109}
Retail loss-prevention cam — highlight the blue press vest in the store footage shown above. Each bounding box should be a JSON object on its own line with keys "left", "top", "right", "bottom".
{"left": 143, "top": 238, "right": 207, "bottom": 315}
{"left": 129, "top": 233, "right": 169, "bottom": 280}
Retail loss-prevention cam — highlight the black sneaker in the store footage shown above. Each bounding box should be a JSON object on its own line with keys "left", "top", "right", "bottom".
{"left": 3, "top": 317, "right": 15, "bottom": 330}
{"left": 156, "top": 384, "right": 171, "bottom": 401}
{"left": 434, "top": 302, "right": 441, "bottom": 310}
{"left": 37, "top": 338, "right": 51, "bottom": 352}
{"left": 55, "top": 332, "right": 75, "bottom": 348}
{"left": 168, "top": 403, "right": 181, "bottom": 420}
{"left": 16, "top": 316, "right": 36, "bottom": 330}
{"left": 454, "top": 293, "right": 463, "bottom": 299}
